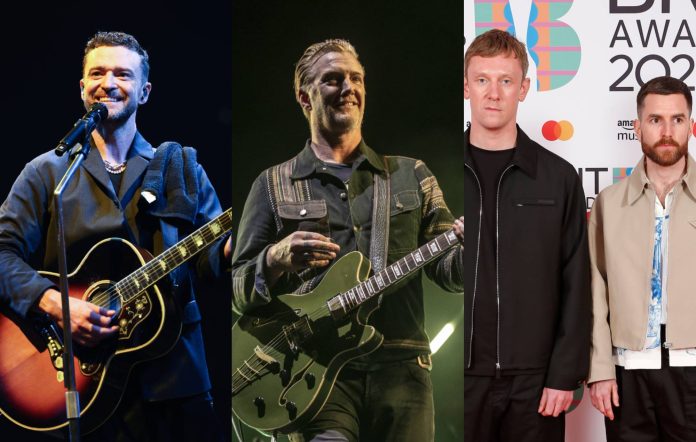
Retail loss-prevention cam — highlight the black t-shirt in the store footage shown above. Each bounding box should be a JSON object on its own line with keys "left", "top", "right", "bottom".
{"left": 322, "top": 161, "right": 353, "bottom": 183}
{"left": 107, "top": 171, "right": 123, "bottom": 196}
{"left": 466, "top": 144, "right": 514, "bottom": 375}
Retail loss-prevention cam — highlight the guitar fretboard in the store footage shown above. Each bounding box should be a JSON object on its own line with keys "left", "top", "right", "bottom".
{"left": 110, "top": 208, "right": 233, "bottom": 304}
{"left": 327, "top": 229, "right": 460, "bottom": 316}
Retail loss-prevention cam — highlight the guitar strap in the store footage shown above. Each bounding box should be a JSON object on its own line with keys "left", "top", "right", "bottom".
{"left": 370, "top": 157, "right": 391, "bottom": 307}
{"left": 369, "top": 157, "right": 390, "bottom": 271}
{"left": 266, "top": 151, "right": 391, "bottom": 298}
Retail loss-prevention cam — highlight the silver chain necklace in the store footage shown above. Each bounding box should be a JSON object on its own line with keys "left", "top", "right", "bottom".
{"left": 103, "top": 159, "right": 127, "bottom": 174}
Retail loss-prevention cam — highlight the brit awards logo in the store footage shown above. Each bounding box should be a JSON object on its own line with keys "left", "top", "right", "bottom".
{"left": 473, "top": 0, "right": 581, "bottom": 91}
{"left": 613, "top": 167, "right": 633, "bottom": 183}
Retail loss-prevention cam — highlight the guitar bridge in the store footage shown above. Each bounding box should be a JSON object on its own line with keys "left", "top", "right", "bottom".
{"left": 282, "top": 316, "right": 313, "bottom": 354}
{"left": 35, "top": 316, "right": 66, "bottom": 381}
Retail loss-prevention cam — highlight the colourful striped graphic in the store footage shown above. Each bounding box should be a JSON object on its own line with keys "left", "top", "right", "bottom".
{"left": 474, "top": 0, "right": 515, "bottom": 36}
{"left": 473, "top": 0, "right": 580, "bottom": 91}
{"left": 613, "top": 167, "right": 633, "bottom": 183}
{"left": 527, "top": 0, "right": 581, "bottom": 91}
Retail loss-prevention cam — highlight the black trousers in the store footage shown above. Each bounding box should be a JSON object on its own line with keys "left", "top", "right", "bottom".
{"left": 464, "top": 373, "right": 564, "bottom": 442}
{"left": 606, "top": 348, "right": 696, "bottom": 442}
{"left": 81, "top": 384, "right": 223, "bottom": 442}
{"left": 295, "top": 358, "right": 434, "bottom": 442}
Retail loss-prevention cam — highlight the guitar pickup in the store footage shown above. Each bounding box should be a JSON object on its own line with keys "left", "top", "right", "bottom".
{"left": 282, "top": 316, "right": 313, "bottom": 354}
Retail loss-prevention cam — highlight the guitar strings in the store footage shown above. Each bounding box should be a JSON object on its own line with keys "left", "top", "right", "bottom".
{"left": 87, "top": 238, "right": 205, "bottom": 308}
{"left": 232, "top": 304, "right": 331, "bottom": 394}
{"left": 232, "top": 306, "right": 326, "bottom": 387}
{"left": 232, "top": 231, "right": 459, "bottom": 394}
{"left": 86, "top": 210, "right": 232, "bottom": 310}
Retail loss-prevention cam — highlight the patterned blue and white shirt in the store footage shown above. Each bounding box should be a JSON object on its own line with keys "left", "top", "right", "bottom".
{"left": 614, "top": 187, "right": 696, "bottom": 369}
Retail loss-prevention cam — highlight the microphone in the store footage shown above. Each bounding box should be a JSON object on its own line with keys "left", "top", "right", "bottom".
{"left": 54, "top": 103, "right": 108, "bottom": 156}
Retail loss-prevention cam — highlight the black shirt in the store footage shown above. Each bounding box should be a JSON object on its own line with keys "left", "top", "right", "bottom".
{"left": 467, "top": 144, "right": 514, "bottom": 375}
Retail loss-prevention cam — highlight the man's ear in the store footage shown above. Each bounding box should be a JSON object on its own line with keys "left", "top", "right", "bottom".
{"left": 298, "top": 89, "right": 311, "bottom": 111}
{"left": 519, "top": 77, "right": 531, "bottom": 102}
{"left": 139, "top": 82, "right": 152, "bottom": 104}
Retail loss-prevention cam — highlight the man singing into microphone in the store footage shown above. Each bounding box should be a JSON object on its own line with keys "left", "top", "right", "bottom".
{"left": 0, "top": 31, "right": 231, "bottom": 441}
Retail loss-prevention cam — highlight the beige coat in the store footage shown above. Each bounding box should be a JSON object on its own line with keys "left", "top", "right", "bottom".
{"left": 588, "top": 154, "right": 696, "bottom": 383}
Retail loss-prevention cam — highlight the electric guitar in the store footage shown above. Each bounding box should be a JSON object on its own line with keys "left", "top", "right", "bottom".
{"left": 231, "top": 228, "right": 461, "bottom": 434}
{"left": 0, "top": 207, "right": 233, "bottom": 435}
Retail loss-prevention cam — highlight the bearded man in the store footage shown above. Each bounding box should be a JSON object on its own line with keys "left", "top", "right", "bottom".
{"left": 588, "top": 75, "right": 696, "bottom": 441}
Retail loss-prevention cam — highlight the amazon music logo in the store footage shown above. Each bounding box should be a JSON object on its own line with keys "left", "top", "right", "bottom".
{"left": 617, "top": 119, "right": 638, "bottom": 141}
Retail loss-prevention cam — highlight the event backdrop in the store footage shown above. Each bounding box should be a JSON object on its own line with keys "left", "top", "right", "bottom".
{"left": 465, "top": 1, "right": 696, "bottom": 441}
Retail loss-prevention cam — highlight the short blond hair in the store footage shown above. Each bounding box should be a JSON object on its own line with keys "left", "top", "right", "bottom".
{"left": 464, "top": 29, "right": 528, "bottom": 78}
{"left": 294, "top": 39, "right": 362, "bottom": 120}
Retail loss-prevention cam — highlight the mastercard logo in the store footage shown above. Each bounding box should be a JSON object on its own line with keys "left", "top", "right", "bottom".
{"left": 693, "top": 121, "right": 696, "bottom": 137}
{"left": 542, "top": 120, "right": 574, "bottom": 141}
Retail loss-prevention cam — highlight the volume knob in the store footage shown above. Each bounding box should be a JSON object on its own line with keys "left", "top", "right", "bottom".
{"left": 285, "top": 401, "right": 298, "bottom": 420}
{"left": 253, "top": 397, "right": 266, "bottom": 418}
{"left": 304, "top": 372, "right": 316, "bottom": 389}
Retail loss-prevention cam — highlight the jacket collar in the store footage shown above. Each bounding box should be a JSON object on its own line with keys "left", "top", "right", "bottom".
{"left": 464, "top": 125, "right": 537, "bottom": 177}
{"left": 128, "top": 131, "right": 155, "bottom": 161}
{"left": 82, "top": 131, "right": 154, "bottom": 200}
{"left": 290, "top": 138, "right": 385, "bottom": 179}
{"left": 628, "top": 153, "right": 696, "bottom": 205}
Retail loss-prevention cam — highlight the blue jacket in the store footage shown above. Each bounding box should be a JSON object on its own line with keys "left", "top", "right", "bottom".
{"left": 0, "top": 132, "right": 227, "bottom": 400}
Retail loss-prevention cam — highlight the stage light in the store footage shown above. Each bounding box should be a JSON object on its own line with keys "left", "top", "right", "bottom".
{"left": 430, "top": 322, "right": 455, "bottom": 354}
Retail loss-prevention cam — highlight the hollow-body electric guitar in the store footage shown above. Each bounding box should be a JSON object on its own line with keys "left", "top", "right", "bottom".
{"left": 231, "top": 228, "right": 461, "bottom": 434}
{"left": 0, "top": 208, "right": 233, "bottom": 435}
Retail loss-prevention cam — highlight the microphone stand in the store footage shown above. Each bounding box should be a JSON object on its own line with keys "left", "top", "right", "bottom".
{"left": 53, "top": 140, "right": 92, "bottom": 442}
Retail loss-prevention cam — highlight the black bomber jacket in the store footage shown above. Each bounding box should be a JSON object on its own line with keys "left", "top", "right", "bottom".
{"left": 463, "top": 126, "right": 591, "bottom": 390}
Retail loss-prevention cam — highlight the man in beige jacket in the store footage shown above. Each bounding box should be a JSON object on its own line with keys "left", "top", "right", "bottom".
{"left": 589, "top": 76, "right": 696, "bottom": 441}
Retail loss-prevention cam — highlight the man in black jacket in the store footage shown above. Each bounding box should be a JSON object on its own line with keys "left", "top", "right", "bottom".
{"left": 463, "top": 29, "right": 591, "bottom": 441}
{"left": 232, "top": 39, "right": 464, "bottom": 441}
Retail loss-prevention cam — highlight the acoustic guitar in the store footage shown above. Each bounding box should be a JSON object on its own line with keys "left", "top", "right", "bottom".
{"left": 0, "top": 207, "right": 233, "bottom": 435}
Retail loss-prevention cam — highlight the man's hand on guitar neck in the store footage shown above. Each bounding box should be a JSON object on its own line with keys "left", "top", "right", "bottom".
{"left": 37, "top": 288, "right": 119, "bottom": 347}
{"left": 265, "top": 231, "right": 340, "bottom": 286}
{"left": 453, "top": 216, "right": 464, "bottom": 245}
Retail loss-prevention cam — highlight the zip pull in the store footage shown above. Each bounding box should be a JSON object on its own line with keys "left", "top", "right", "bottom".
{"left": 495, "top": 362, "right": 502, "bottom": 379}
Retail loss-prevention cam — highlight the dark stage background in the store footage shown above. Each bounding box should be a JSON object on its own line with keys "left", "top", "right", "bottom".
{"left": 231, "top": 1, "right": 464, "bottom": 441}
{"left": 0, "top": 1, "right": 464, "bottom": 441}
{"left": 0, "top": 2, "right": 232, "bottom": 441}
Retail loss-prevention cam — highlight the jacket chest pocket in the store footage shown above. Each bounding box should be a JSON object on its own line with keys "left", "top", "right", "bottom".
{"left": 513, "top": 197, "right": 557, "bottom": 207}
{"left": 389, "top": 190, "right": 421, "bottom": 253}
{"left": 509, "top": 197, "right": 561, "bottom": 239}
{"left": 277, "top": 200, "right": 330, "bottom": 238}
